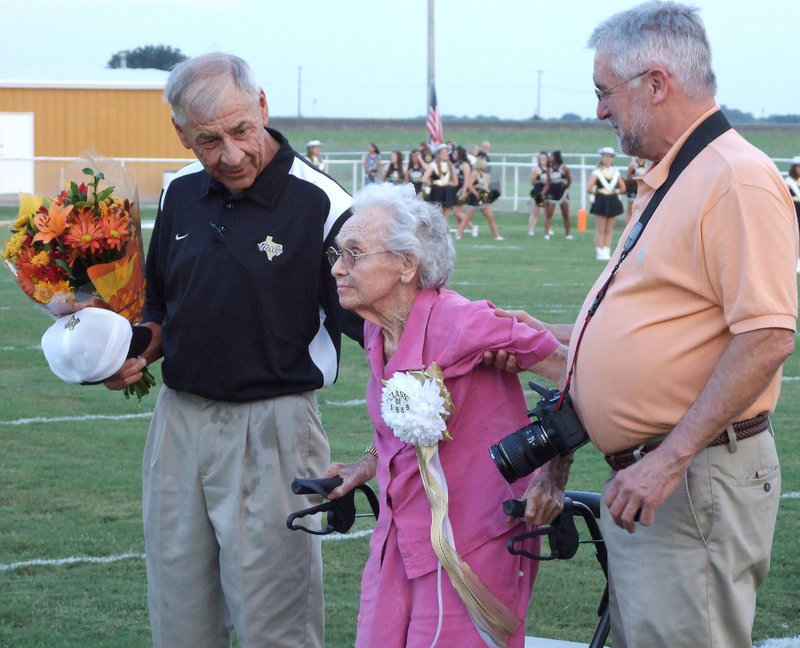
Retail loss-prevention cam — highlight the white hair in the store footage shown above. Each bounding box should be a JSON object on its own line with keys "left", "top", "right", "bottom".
{"left": 351, "top": 183, "right": 455, "bottom": 290}
{"left": 587, "top": 1, "right": 716, "bottom": 101}
{"left": 165, "top": 52, "right": 262, "bottom": 127}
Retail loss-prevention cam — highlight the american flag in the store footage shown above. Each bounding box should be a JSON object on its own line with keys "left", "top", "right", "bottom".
{"left": 427, "top": 85, "right": 443, "bottom": 145}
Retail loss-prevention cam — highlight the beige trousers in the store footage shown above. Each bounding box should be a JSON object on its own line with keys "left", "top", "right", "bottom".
{"left": 143, "top": 386, "right": 328, "bottom": 648}
{"left": 601, "top": 429, "right": 780, "bottom": 648}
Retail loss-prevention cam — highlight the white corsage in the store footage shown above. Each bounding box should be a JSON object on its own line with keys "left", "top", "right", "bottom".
{"left": 381, "top": 363, "right": 453, "bottom": 447}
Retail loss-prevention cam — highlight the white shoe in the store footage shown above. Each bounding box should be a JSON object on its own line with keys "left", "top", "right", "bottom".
{"left": 797, "top": 258, "right": 800, "bottom": 273}
{"left": 528, "top": 231, "right": 535, "bottom": 236}
{"left": 494, "top": 235, "right": 504, "bottom": 241}
{"left": 601, "top": 247, "right": 611, "bottom": 260}
{"left": 596, "top": 247, "right": 604, "bottom": 260}
{"left": 543, "top": 234, "right": 551, "bottom": 240}
{"left": 455, "top": 234, "right": 462, "bottom": 240}
{"left": 565, "top": 234, "right": 574, "bottom": 240}
{"left": 472, "top": 224, "right": 479, "bottom": 237}
{"left": 547, "top": 229, "right": 555, "bottom": 235}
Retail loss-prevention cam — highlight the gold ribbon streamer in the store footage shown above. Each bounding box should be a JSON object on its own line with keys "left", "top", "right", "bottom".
{"left": 416, "top": 446, "right": 522, "bottom": 647}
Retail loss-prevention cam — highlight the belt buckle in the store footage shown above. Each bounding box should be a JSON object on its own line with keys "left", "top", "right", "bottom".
{"left": 632, "top": 443, "right": 647, "bottom": 463}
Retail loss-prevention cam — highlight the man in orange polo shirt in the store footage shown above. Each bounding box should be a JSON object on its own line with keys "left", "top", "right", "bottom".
{"left": 496, "top": 2, "right": 798, "bottom": 647}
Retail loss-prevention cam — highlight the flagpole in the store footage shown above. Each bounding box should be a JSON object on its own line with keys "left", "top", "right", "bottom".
{"left": 427, "top": 0, "right": 435, "bottom": 109}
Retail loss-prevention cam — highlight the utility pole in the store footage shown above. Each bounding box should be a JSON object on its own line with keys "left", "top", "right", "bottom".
{"left": 536, "top": 69, "right": 543, "bottom": 118}
{"left": 427, "top": 0, "right": 435, "bottom": 112}
{"left": 297, "top": 66, "right": 302, "bottom": 118}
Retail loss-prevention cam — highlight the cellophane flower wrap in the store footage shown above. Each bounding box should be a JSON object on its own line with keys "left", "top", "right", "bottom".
{"left": 2, "top": 150, "right": 155, "bottom": 401}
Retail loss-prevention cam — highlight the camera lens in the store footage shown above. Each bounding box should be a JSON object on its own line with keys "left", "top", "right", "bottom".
{"left": 489, "top": 422, "right": 558, "bottom": 483}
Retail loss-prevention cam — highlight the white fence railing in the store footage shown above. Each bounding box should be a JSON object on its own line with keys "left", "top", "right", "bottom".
{"left": 1, "top": 153, "right": 794, "bottom": 210}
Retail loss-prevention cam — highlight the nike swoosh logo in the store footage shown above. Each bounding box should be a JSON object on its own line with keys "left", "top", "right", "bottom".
{"left": 175, "top": 233, "right": 189, "bottom": 240}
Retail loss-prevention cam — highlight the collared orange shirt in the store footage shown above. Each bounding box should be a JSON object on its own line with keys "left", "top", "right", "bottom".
{"left": 569, "top": 107, "right": 799, "bottom": 454}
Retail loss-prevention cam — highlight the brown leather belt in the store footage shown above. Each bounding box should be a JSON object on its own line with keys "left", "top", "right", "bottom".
{"left": 605, "top": 414, "right": 769, "bottom": 471}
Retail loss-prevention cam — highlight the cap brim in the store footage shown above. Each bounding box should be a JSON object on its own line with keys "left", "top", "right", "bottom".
{"left": 128, "top": 325, "right": 152, "bottom": 358}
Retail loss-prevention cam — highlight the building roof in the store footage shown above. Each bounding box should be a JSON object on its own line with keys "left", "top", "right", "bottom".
{"left": 0, "top": 67, "right": 169, "bottom": 90}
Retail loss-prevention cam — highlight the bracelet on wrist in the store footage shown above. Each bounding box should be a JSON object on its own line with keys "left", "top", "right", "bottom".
{"left": 364, "top": 444, "right": 378, "bottom": 459}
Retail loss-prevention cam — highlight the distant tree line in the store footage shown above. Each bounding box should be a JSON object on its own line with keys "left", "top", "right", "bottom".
{"left": 107, "top": 45, "right": 188, "bottom": 71}
{"left": 441, "top": 108, "right": 800, "bottom": 124}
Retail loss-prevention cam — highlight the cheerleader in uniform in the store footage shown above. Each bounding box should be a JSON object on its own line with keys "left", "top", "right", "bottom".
{"left": 588, "top": 147, "right": 626, "bottom": 260}
{"left": 528, "top": 151, "right": 550, "bottom": 236}
{"left": 422, "top": 145, "right": 458, "bottom": 220}
{"left": 456, "top": 157, "right": 503, "bottom": 240}
{"left": 407, "top": 149, "right": 427, "bottom": 195}
{"left": 381, "top": 151, "right": 408, "bottom": 185}
{"left": 544, "top": 150, "right": 572, "bottom": 239}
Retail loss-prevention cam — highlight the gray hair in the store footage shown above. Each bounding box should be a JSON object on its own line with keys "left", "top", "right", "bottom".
{"left": 351, "top": 183, "right": 455, "bottom": 290}
{"left": 587, "top": 1, "right": 716, "bottom": 101}
{"left": 165, "top": 52, "right": 262, "bottom": 127}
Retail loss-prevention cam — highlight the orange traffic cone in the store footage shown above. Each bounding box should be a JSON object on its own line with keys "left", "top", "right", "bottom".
{"left": 577, "top": 208, "right": 587, "bottom": 232}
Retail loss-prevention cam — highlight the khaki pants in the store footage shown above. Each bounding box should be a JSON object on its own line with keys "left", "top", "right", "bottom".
{"left": 143, "top": 387, "right": 328, "bottom": 648}
{"left": 601, "top": 429, "right": 780, "bottom": 648}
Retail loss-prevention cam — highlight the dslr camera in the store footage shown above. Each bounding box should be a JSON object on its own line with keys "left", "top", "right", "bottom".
{"left": 490, "top": 381, "right": 589, "bottom": 483}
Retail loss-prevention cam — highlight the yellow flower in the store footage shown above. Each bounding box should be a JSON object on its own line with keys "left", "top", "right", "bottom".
{"left": 33, "top": 280, "right": 73, "bottom": 305}
{"left": 2, "top": 230, "right": 27, "bottom": 261}
{"left": 30, "top": 250, "right": 50, "bottom": 267}
{"left": 12, "top": 211, "right": 32, "bottom": 230}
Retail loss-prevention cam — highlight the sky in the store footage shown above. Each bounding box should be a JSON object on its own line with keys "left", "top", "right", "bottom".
{"left": 1, "top": 0, "right": 798, "bottom": 121}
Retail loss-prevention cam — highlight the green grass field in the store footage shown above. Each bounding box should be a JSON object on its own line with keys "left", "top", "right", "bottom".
{"left": 1, "top": 199, "right": 799, "bottom": 646}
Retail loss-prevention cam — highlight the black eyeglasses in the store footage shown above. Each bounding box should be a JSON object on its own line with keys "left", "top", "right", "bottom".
{"left": 594, "top": 70, "right": 648, "bottom": 102}
{"left": 326, "top": 246, "right": 398, "bottom": 269}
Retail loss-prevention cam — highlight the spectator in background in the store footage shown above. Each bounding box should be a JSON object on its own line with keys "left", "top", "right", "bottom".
{"left": 624, "top": 156, "right": 649, "bottom": 224}
{"left": 382, "top": 150, "right": 408, "bottom": 185}
{"left": 543, "top": 150, "right": 573, "bottom": 239}
{"left": 529, "top": 151, "right": 550, "bottom": 236}
{"left": 305, "top": 139, "right": 326, "bottom": 173}
{"left": 785, "top": 155, "right": 800, "bottom": 272}
{"left": 478, "top": 140, "right": 491, "bottom": 160}
{"left": 587, "top": 146, "right": 626, "bottom": 260}
{"left": 364, "top": 143, "right": 382, "bottom": 185}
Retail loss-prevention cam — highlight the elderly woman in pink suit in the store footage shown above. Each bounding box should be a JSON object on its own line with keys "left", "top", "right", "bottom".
{"left": 323, "top": 182, "right": 570, "bottom": 648}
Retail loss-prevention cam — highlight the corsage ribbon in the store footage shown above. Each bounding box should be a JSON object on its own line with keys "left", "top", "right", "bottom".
{"left": 381, "top": 363, "right": 521, "bottom": 647}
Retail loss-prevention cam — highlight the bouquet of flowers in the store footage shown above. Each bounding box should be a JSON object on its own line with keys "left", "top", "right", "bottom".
{"left": 3, "top": 151, "right": 155, "bottom": 401}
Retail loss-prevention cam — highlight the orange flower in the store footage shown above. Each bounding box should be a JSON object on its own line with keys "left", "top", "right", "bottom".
{"left": 62, "top": 208, "right": 103, "bottom": 259}
{"left": 32, "top": 201, "right": 73, "bottom": 245}
{"left": 98, "top": 204, "right": 131, "bottom": 252}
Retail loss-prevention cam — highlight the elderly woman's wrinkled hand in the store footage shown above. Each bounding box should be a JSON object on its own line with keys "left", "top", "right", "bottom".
{"left": 321, "top": 455, "right": 377, "bottom": 500}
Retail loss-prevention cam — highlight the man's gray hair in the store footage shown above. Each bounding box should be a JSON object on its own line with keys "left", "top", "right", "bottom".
{"left": 352, "top": 183, "right": 455, "bottom": 290}
{"left": 165, "top": 52, "right": 262, "bottom": 126}
{"left": 587, "top": 1, "right": 716, "bottom": 100}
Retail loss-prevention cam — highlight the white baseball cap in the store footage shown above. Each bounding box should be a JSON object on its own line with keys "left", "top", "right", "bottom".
{"left": 41, "top": 307, "right": 152, "bottom": 384}
{"left": 598, "top": 146, "right": 616, "bottom": 156}
{"left": 306, "top": 139, "right": 322, "bottom": 147}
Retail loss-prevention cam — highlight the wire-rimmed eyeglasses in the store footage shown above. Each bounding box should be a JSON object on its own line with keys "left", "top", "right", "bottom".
{"left": 326, "top": 246, "right": 399, "bottom": 269}
{"left": 594, "top": 70, "right": 648, "bottom": 102}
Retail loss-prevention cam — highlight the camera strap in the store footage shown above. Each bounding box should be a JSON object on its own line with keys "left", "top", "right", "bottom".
{"left": 560, "top": 110, "right": 732, "bottom": 404}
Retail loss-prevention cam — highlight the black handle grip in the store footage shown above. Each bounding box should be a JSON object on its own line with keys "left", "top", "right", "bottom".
{"left": 503, "top": 498, "right": 526, "bottom": 518}
{"left": 291, "top": 476, "right": 344, "bottom": 496}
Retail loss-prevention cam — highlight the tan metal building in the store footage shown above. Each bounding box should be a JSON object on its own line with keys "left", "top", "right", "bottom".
{"left": 0, "top": 78, "right": 195, "bottom": 204}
